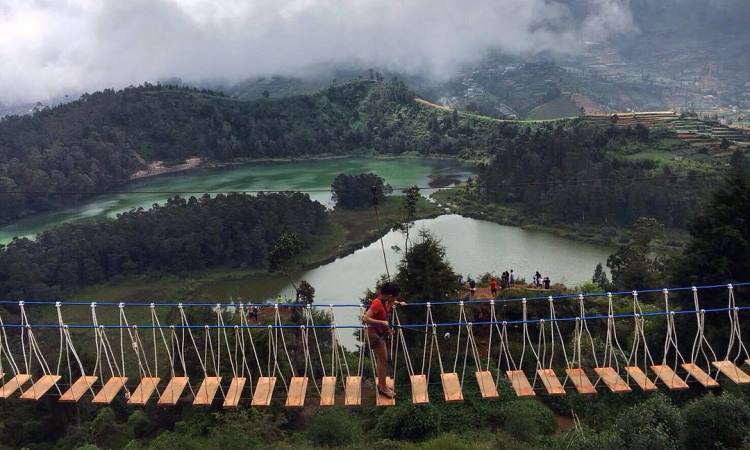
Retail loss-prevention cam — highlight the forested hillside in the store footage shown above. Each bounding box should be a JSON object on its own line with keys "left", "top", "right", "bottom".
{"left": 0, "top": 80, "right": 498, "bottom": 223}
{"left": 478, "top": 124, "right": 718, "bottom": 229}
{"left": 0, "top": 192, "right": 326, "bottom": 299}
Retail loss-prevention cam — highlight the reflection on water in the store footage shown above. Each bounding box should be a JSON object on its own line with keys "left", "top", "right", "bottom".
{"left": 0, "top": 158, "right": 473, "bottom": 244}
{"left": 198, "top": 215, "right": 613, "bottom": 347}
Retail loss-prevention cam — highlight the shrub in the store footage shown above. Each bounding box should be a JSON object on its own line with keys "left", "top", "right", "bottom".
{"left": 127, "top": 410, "right": 155, "bottom": 439}
{"left": 306, "top": 408, "right": 362, "bottom": 446}
{"left": 418, "top": 433, "right": 471, "bottom": 450}
{"left": 682, "top": 393, "right": 750, "bottom": 450}
{"left": 500, "top": 399, "right": 555, "bottom": 442}
{"left": 615, "top": 393, "right": 682, "bottom": 450}
{"left": 376, "top": 404, "right": 440, "bottom": 441}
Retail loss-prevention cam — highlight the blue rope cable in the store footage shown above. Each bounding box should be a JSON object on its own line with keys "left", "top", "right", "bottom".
{"left": 0, "top": 281, "right": 748, "bottom": 309}
{"left": 2, "top": 305, "right": 748, "bottom": 330}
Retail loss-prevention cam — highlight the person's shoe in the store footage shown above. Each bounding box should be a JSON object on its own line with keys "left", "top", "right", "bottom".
{"left": 377, "top": 385, "right": 396, "bottom": 398}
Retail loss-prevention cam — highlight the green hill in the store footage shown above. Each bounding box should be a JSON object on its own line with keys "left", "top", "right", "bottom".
{"left": 0, "top": 80, "right": 497, "bottom": 223}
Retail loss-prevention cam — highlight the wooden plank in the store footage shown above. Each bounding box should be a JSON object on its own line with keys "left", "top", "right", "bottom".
{"left": 320, "top": 376, "right": 336, "bottom": 406}
{"left": 409, "top": 374, "right": 429, "bottom": 404}
{"left": 375, "top": 377, "right": 395, "bottom": 406}
{"left": 650, "top": 365, "right": 689, "bottom": 390}
{"left": 0, "top": 374, "right": 31, "bottom": 398}
{"left": 565, "top": 368, "right": 596, "bottom": 395}
{"left": 223, "top": 377, "right": 246, "bottom": 408}
{"left": 251, "top": 377, "right": 276, "bottom": 406}
{"left": 60, "top": 376, "right": 98, "bottom": 403}
{"left": 475, "top": 371, "right": 498, "bottom": 398}
{"left": 537, "top": 369, "right": 565, "bottom": 395}
{"left": 20, "top": 375, "right": 61, "bottom": 400}
{"left": 625, "top": 366, "right": 657, "bottom": 392}
{"left": 712, "top": 360, "right": 750, "bottom": 384}
{"left": 344, "top": 376, "right": 361, "bottom": 406}
{"left": 506, "top": 370, "right": 535, "bottom": 397}
{"left": 682, "top": 363, "right": 719, "bottom": 389}
{"left": 127, "top": 377, "right": 160, "bottom": 405}
{"left": 92, "top": 376, "right": 128, "bottom": 404}
{"left": 285, "top": 377, "right": 308, "bottom": 408}
{"left": 441, "top": 373, "right": 463, "bottom": 402}
{"left": 193, "top": 376, "right": 222, "bottom": 406}
{"left": 156, "top": 377, "right": 189, "bottom": 406}
{"left": 594, "top": 367, "right": 631, "bottom": 393}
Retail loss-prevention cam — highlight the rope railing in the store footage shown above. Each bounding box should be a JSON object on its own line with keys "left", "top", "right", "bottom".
{"left": 1, "top": 281, "right": 748, "bottom": 309}
{"left": 0, "top": 282, "right": 748, "bottom": 406}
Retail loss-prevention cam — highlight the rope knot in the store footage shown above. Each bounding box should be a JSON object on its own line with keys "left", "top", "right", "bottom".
{"left": 204, "top": 325, "right": 209, "bottom": 330}
{"left": 55, "top": 301, "right": 61, "bottom": 308}
{"left": 118, "top": 302, "right": 125, "bottom": 309}
{"left": 89, "top": 302, "right": 95, "bottom": 309}
{"left": 149, "top": 302, "right": 155, "bottom": 309}
{"left": 728, "top": 283, "right": 734, "bottom": 290}
{"left": 632, "top": 290, "right": 638, "bottom": 297}
{"left": 426, "top": 302, "right": 431, "bottom": 308}
{"left": 18, "top": 300, "right": 24, "bottom": 307}
{"left": 548, "top": 296, "right": 553, "bottom": 303}
{"left": 692, "top": 286, "right": 697, "bottom": 292}
{"left": 177, "top": 303, "right": 183, "bottom": 310}
{"left": 663, "top": 288, "right": 669, "bottom": 294}
{"left": 63, "top": 324, "right": 68, "bottom": 329}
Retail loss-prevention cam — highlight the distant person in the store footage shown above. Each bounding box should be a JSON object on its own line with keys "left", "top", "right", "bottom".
{"left": 362, "top": 282, "right": 406, "bottom": 398}
{"left": 457, "top": 274, "right": 464, "bottom": 289}
{"left": 468, "top": 278, "right": 476, "bottom": 297}
{"left": 489, "top": 278, "right": 498, "bottom": 296}
{"left": 500, "top": 271, "right": 509, "bottom": 290}
{"left": 247, "top": 306, "right": 259, "bottom": 322}
{"left": 543, "top": 276, "right": 551, "bottom": 290}
{"left": 534, "top": 271, "right": 542, "bottom": 287}
{"left": 510, "top": 270, "right": 515, "bottom": 285}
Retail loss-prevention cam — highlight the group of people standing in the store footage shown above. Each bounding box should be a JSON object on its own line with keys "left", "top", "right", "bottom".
{"left": 533, "top": 270, "right": 551, "bottom": 290}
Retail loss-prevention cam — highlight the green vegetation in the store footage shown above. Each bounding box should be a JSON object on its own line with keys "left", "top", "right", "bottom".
{"left": 0, "top": 79, "right": 499, "bottom": 223}
{"left": 0, "top": 192, "right": 326, "bottom": 298}
{"left": 331, "top": 172, "right": 390, "bottom": 209}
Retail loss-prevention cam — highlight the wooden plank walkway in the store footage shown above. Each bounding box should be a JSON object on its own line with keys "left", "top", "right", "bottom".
{"left": 223, "top": 377, "right": 246, "bottom": 408}
{"left": 20, "top": 375, "right": 61, "bottom": 400}
{"left": 594, "top": 367, "right": 631, "bottom": 393}
{"left": 650, "top": 365, "right": 689, "bottom": 390}
{"left": 375, "top": 377, "right": 395, "bottom": 406}
{"left": 537, "top": 369, "right": 565, "bottom": 395}
{"left": 712, "top": 360, "right": 750, "bottom": 384}
{"left": 682, "top": 363, "right": 719, "bottom": 388}
{"left": 410, "top": 374, "right": 429, "bottom": 404}
{"left": 157, "top": 377, "right": 189, "bottom": 406}
{"left": 475, "top": 371, "right": 498, "bottom": 398}
{"left": 565, "top": 368, "right": 596, "bottom": 395}
{"left": 128, "top": 377, "right": 160, "bottom": 405}
{"left": 60, "top": 376, "right": 98, "bottom": 403}
{"left": 0, "top": 374, "right": 31, "bottom": 399}
{"left": 320, "top": 376, "right": 336, "bottom": 406}
{"left": 625, "top": 366, "right": 657, "bottom": 392}
{"left": 506, "top": 370, "right": 535, "bottom": 397}
{"left": 441, "top": 373, "right": 463, "bottom": 402}
{"left": 344, "top": 376, "right": 361, "bottom": 406}
{"left": 194, "top": 377, "right": 222, "bottom": 406}
{"left": 285, "top": 377, "right": 308, "bottom": 408}
{"left": 92, "top": 377, "right": 128, "bottom": 404}
{"left": 251, "top": 377, "right": 276, "bottom": 406}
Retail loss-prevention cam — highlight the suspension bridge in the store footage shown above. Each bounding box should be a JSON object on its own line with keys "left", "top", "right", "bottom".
{"left": 1, "top": 282, "right": 749, "bottom": 408}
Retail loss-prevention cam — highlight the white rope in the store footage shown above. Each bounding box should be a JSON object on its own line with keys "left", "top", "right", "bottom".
{"left": 495, "top": 321, "right": 516, "bottom": 389}
{"left": 724, "top": 284, "right": 750, "bottom": 363}
{"left": 627, "top": 291, "right": 655, "bottom": 372}
{"left": 178, "top": 304, "right": 204, "bottom": 396}
{"left": 602, "top": 294, "right": 628, "bottom": 373}
{"left": 578, "top": 295, "right": 599, "bottom": 368}
{"left": 453, "top": 301, "right": 464, "bottom": 373}
{"left": 357, "top": 304, "right": 365, "bottom": 378}
{"left": 661, "top": 289, "right": 687, "bottom": 371}
{"left": 548, "top": 297, "right": 571, "bottom": 370}
{"left": 688, "top": 287, "right": 718, "bottom": 377}
{"left": 151, "top": 304, "right": 174, "bottom": 379}
{"left": 0, "top": 313, "right": 22, "bottom": 379}
{"left": 393, "top": 308, "right": 415, "bottom": 377}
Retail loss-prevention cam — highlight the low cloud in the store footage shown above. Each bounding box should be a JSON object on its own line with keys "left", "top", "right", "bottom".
{"left": 0, "top": 0, "right": 634, "bottom": 105}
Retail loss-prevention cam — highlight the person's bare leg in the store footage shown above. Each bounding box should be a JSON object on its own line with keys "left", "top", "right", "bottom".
{"left": 375, "top": 340, "right": 388, "bottom": 390}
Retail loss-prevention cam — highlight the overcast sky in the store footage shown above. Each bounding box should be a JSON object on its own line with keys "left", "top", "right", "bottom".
{"left": 0, "top": 0, "right": 635, "bottom": 105}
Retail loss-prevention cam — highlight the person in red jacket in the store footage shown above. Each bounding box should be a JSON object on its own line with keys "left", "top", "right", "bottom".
{"left": 362, "top": 282, "right": 406, "bottom": 398}
{"left": 489, "top": 278, "right": 498, "bottom": 296}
